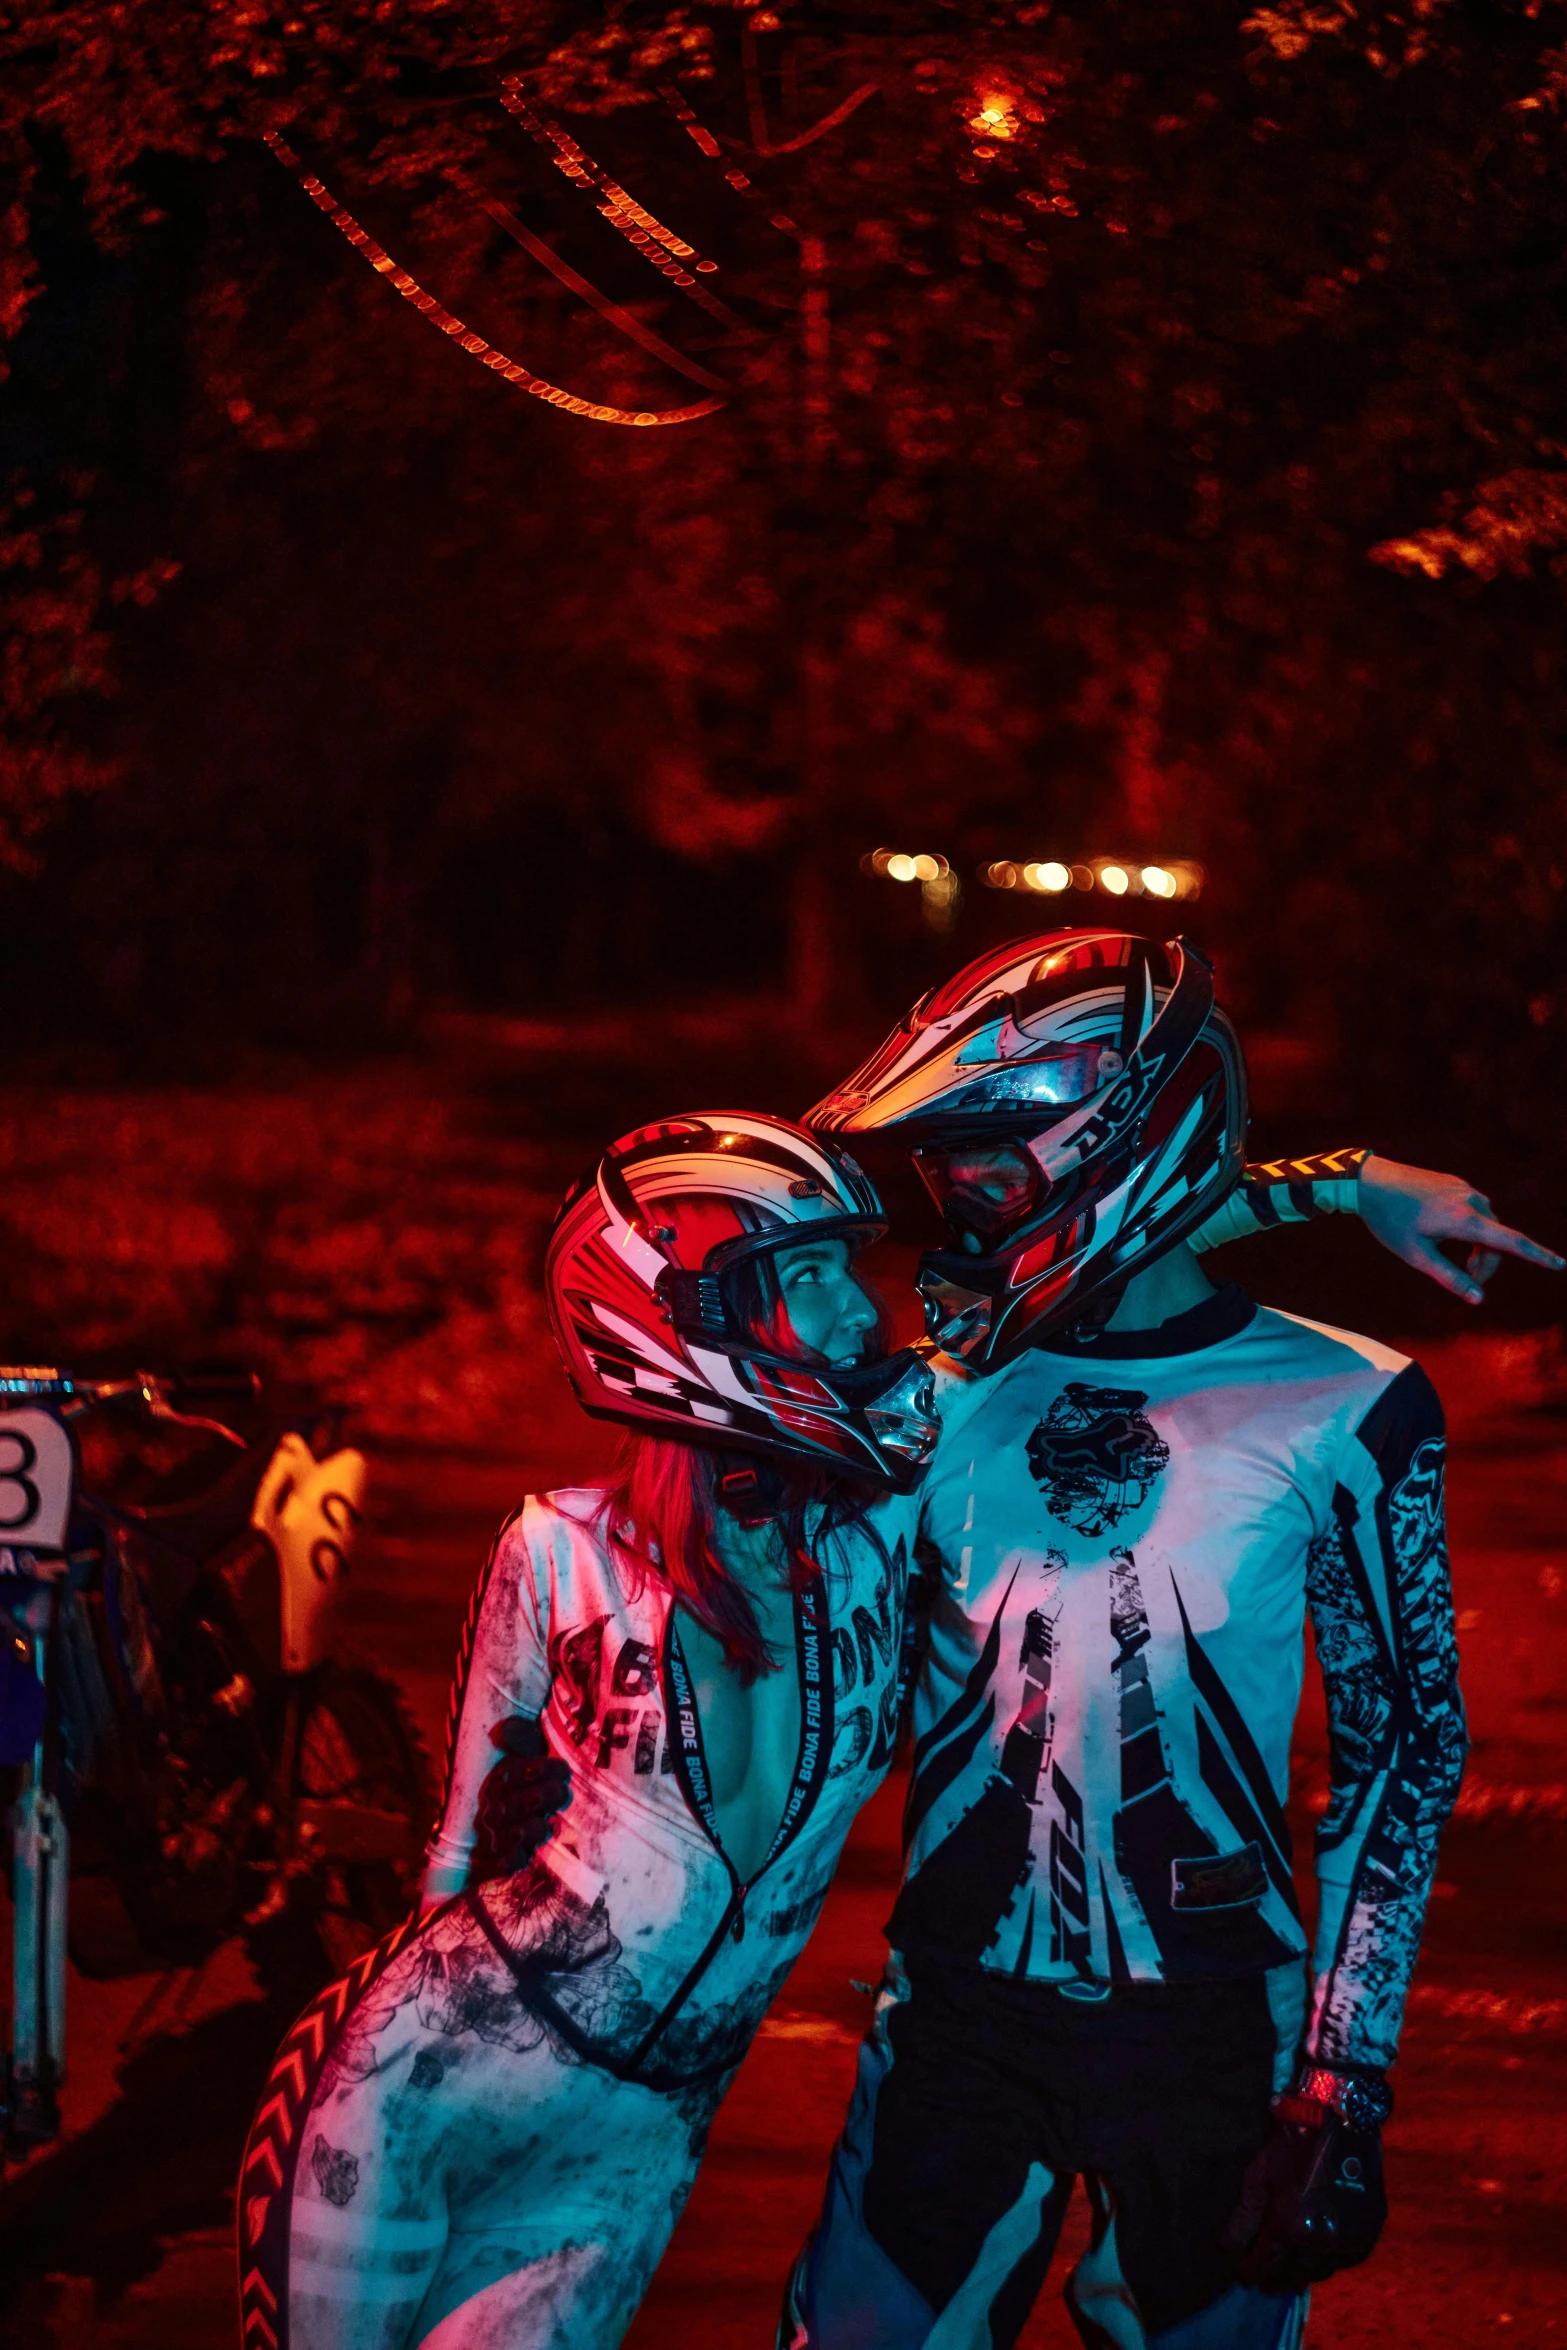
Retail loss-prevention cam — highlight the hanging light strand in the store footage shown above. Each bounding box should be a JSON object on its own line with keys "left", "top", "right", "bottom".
{"left": 263, "top": 132, "right": 725, "bottom": 428}
{"left": 739, "top": 19, "right": 879, "bottom": 158}
{"left": 497, "top": 80, "right": 756, "bottom": 337}
{"left": 657, "top": 86, "right": 843, "bottom": 259}
{"left": 446, "top": 165, "right": 733, "bottom": 392}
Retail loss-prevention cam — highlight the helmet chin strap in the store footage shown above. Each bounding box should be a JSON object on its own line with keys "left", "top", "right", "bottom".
{"left": 716, "top": 1454, "right": 789, "bottom": 1526}
{"left": 1058, "top": 1273, "right": 1129, "bottom": 1343}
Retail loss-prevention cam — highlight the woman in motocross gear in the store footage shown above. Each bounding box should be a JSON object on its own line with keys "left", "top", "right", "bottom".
{"left": 238, "top": 1113, "right": 937, "bottom": 2350}
{"left": 778, "top": 930, "right": 1501, "bottom": 2350}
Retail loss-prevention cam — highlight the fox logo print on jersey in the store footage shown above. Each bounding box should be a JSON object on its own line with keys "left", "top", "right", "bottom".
{"left": 1026, "top": 1384, "right": 1171, "bottom": 1536}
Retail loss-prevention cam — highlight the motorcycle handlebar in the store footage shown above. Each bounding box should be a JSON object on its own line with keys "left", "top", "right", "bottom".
{"left": 0, "top": 1366, "right": 262, "bottom": 1420}
{"left": 0, "top": 1369, "right": 350, "bottom": 1459}
{"left": 163, "top": 1370, "right": 264, "bottom": 1408}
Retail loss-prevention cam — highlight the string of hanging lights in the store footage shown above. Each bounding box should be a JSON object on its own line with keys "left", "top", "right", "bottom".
{"left": 263, "top": 133, "right": 728, "bottom": 427}
{"left": 265, "top": 35, "right": 909, "bottom": 427}
{"left": 495, "top": 78, "right": 747, "bottom": 333}
{"left": 864, "top": 851, "right": 1203, "bottom": 902}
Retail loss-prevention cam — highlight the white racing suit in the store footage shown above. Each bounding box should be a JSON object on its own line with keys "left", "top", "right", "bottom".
{"left": 238, "top": 1486, "right": 916, "bottom": 2350}
{"left": 785, "top": 1286, "right": 1467, "bottom": 2350}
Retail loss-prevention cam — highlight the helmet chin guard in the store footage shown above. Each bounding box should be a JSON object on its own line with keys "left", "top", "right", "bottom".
{"left": 545, "top": 1111, "right": 939, "bottom": 1489}
{"left": 807, "top": 932, "right": 1248, "bottom": 1371}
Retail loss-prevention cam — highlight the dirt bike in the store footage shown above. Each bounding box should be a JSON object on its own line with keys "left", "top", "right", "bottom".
{"left": 0, "top": 1366, "right": 431, "bottom": 2158}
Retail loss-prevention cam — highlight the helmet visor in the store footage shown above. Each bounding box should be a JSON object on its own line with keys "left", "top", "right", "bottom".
{"left": 953, "top": 1038, "right": 1123, "bottom": 1103}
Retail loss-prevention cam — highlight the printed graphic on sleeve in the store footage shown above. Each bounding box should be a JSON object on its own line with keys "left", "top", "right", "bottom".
{"left": 1307, "top": 1365, "right": 1466, "bottom": 2070}
{"left": 1386, "top": 1437, "right": 1460, "bottom": 1711}
{"left": 1307, "top": 1510, "right": 1396, "bottom": 1850}
{"left": 1026, "top": 1385, "right": 1171, "bottom": 1535}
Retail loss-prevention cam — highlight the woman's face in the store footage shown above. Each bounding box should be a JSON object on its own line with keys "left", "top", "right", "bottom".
{"left": 770, "top": 1237, "right": 880, "bottom": 1365}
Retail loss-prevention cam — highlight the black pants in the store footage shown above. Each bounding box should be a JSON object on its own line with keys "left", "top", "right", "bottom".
{"left": 787, "top": 1955, "right": 1297, "bottom": 2347}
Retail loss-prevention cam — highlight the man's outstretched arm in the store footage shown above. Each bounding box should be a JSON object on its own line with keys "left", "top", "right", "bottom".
{"left": 1192, "top": 1148, "right": 1563, "bottom": 1304}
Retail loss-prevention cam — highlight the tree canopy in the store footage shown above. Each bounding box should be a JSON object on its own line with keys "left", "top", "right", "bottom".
{"left": 1, "top": 1, "right": 1564, "bottom": 1174}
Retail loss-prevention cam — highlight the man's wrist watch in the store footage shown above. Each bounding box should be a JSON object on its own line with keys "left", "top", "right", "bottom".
{"left": 1282, "top": 2064, "right": 1393, "bottom": 2132}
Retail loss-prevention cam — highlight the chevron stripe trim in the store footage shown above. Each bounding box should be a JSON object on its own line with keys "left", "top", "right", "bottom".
{"left": 1249, "top": 1146, "right": 1369, "bottom": 1184}
{"left": 236, "top": 1909, "right": 425, "bottom": 2350}
{"left": 243, "top": 2137, "right": 285, "bottom": 2191}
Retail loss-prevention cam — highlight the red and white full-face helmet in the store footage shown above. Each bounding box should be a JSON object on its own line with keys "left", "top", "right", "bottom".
{"left": 545, "top": 1111, "right": 940, "bottom": 1490}
{"left": 806, "top": 932, "right": 1247, "bottom": 1371}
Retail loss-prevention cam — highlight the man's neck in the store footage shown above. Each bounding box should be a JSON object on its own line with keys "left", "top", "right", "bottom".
{"left": 1104, "top": 1242, "right": 1217, "bottom": 1332}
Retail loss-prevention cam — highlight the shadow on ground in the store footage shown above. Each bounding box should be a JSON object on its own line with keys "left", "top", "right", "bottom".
{"left": 0, "top": 1993, "right": 292, "bottom": 2335}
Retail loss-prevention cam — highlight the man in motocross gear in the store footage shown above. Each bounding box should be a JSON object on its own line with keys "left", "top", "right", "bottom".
{"left": 238, "top": 1112, "right": 939, "bottom": 2350}
{"left": 775, "top": 930, "right": 1480, "bottom": 2350}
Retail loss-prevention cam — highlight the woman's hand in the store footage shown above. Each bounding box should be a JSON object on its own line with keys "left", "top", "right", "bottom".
{"left": 473, "top": 1716, "right": 571, "bottom": 1879}
{"left": 1358, "top": 1157, "right": 1563, "bottom": 1305}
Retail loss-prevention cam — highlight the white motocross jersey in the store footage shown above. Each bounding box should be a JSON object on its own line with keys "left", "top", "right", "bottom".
{"left": 423, "top": 1486, "right": 919, "bottom": 2088}
{"left": 890, "top": 1285, "right": 1466, "bottom": 2073}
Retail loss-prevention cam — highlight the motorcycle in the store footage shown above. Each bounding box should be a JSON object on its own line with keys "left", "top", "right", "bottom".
{"left": 0, "top": 1366, "right": 431, "bottom": 2158}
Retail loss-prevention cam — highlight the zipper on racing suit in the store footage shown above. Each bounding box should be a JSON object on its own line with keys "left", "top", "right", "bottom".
{"left": 470, "top": 1575, "right": 834, "bottom": 2092}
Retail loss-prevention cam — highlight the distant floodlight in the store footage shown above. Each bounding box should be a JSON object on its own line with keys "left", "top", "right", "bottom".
{"left": 912, "top": 853, "right": 942, "bottom": 882}
{"left": 886, "top": 853, "right": 918, "bottom": 882}
{"left": 1033, "top": 860, "right": 1072, "bottom": 893}
{"left": 1099, "top": 864, "right": 1130, "bottom": 895}
{"left": 1141, "top": 865, "right": 1177, "bottom": 899}
{"left": 922, "top": 869, "right": 961, "bottom": 932}
{"left": 969, "top": 94, "right": 1016, "bottom": 138}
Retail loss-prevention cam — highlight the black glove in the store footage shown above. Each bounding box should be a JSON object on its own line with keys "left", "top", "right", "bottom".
{"left": 1224, "top": 2065, "right": 1391, "bottom": 2293}
{"left": 472, "top": 1715, "right": 571, "bottom": 1879}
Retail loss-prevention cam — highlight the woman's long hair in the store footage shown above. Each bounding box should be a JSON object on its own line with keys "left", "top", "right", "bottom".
{"left": 597, "top": 1433, "right": 883, "bottom": 1687}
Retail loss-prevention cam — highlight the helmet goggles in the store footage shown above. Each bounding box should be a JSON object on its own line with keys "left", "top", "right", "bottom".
{"left": 912, "top": 1139, "right": 1054, "bottom": 1245}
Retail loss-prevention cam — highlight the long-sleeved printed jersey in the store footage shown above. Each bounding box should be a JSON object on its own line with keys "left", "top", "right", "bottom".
{"left": 423, "top": 1486, "right": 920, "bottom": 2090}
{"left": 887, "top": 1283, "right": 1465, "bottom": 2072}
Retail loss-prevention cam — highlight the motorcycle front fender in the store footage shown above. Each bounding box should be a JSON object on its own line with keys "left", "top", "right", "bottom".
{"left": 250, "top": 1439, "right": 368, "bottom": 1674}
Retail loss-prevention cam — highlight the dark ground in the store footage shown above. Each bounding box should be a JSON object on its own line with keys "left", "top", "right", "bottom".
{"left": 1, "top": 1047, "right": 1563, "bottom": 2347}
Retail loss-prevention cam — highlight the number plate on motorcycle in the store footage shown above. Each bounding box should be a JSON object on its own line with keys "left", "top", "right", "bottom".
{"left": 0, "top": 1409, "right": 73, "bottom": 1552}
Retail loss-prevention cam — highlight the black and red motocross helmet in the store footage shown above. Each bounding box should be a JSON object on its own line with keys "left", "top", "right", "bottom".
{"left": 806, "top": 931, "right": 1247, "bottom": 1371}
{"left": 546, "top": 1111, "right": 939, "bottom": 1490}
